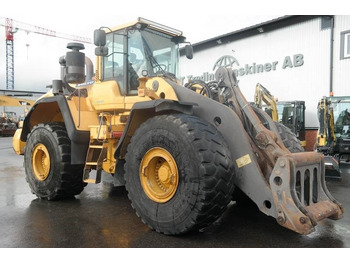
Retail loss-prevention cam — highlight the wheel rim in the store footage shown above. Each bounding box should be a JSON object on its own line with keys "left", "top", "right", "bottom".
{"left": 140, "top": 147, "right": 179, "bottom": 203}
{"left": 32, "top": 143, "right": 51, "bottom": 181}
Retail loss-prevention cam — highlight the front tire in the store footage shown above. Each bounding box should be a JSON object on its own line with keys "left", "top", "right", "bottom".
{"left": 24, "top": 123, "right": 86, "bottom": 200}
{"left": 125, "top": 114, "right": 235, "bottom": 235}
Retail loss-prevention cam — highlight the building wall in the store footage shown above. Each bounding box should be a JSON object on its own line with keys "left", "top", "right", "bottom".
{"left": 333, "top": 16, "right": 350, "bottom": 95}
{"left": 180, "top": 16, "right": 350, "bottom": 130}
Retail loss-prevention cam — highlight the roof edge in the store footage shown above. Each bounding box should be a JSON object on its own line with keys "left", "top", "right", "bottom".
{"left": 183, "top": 15, "right": 329, "bottom": 54}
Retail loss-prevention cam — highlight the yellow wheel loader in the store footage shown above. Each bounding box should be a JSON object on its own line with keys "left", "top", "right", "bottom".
{"left": 14, "top": 18, "right": 344, "bottom": 235}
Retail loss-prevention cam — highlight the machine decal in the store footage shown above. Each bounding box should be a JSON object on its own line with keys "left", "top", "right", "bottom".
{"left": 236, "top": 154, "right": 252, "bottom": 168}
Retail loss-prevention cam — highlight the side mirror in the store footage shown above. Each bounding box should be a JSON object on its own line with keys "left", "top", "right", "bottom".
{"left": 94, "top": 29, "right": 106, "bottom": 46}
{"left": 95, "top": 46, "right": 108, "bottom": 57}
{"left": 94, "top": 29, "right": 108, "bottom": 56}
{"left": 185, "top": 44, "right": 193, "bottom": 60}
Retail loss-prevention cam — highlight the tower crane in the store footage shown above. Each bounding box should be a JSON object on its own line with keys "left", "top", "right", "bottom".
{"left": 0, "top": 17, "right": 92, "bottom": 90}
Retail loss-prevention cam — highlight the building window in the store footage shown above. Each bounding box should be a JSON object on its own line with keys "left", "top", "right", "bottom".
{"left": 340, "top": 30, "right": 350, "bottom": 59}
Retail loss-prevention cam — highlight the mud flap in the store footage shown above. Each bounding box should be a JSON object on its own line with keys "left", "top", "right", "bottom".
{"left": 269, "top": 152, "right": 344, "bottom": 234}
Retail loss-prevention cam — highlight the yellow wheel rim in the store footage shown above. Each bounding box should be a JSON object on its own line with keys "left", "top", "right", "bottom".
{"left": 140, "top": 147, "right": 179, "bottom": 203}
{"left": 32, "top": 143, "right": 51, "bottom": 181}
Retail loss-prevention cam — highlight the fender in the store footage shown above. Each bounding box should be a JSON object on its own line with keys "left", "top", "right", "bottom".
{"left": 114, "top": 99, "right": 196, "bottom": 160}
{"left": 21, "top": 95, "right": 90, "bottom": 164}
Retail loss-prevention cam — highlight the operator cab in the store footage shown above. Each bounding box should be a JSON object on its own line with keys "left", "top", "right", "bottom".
{"left": 332, "top": 97, "right": 350, "bottom": 137}
{"left": 94, "top": 17, "right": 193, "bottom": 96}
{"left": 277, "top": 101, "right": 305, "bottom": 137}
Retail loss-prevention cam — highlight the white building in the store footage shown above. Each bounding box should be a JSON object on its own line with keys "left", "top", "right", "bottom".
{"left": 180, "top": 15, "right": 350, "bottom": 149}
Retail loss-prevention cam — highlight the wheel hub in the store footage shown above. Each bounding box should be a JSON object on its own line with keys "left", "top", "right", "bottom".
{"left": 32, "top": 143, "right": 50, "bottom": 181}
{"left": 158, "top": 165, "right": 171, "bottom": 183}
{"left": 140, "top": 147, "right": 178, "bottom": 203}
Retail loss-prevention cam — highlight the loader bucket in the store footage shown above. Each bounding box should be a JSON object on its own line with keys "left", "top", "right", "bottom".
{"left": 269, "top": 152, "right": 344, "bottom": 234}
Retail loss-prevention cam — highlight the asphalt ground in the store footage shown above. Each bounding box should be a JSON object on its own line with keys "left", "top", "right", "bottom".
{"left": 0, "top": 136, "right": 349, "bottom": 249}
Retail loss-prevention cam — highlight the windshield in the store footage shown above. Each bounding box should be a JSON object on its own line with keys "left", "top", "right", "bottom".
{"left": 276, "top": 102, "right": 304, "bottom": 135}
{"left": 277, "top": 103, "right": 294, "bottom": 125}
{"left": 129, "top": 28, "right": 180, "bottom": 78}
{"left": 331, "top": 98, "right": 350, "bottom": 138}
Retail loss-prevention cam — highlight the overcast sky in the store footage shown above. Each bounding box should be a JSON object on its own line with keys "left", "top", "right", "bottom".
{"left": 0, "top": 0, "right": 343, "bottom": 92}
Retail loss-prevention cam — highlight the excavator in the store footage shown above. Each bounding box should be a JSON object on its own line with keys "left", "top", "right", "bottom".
{"left": 13, "top": 18, "right": 344, "bottom": 235}
{"left": 0, "top": 94, "right": 35, "bottom": 109}
{"left": 253, "top": 83, "right": 306, "bottom": 148}
{"left": 316, "top": 96, "right": 350, "bottom": 179}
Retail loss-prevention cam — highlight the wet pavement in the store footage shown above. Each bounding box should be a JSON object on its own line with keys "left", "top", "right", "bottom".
{"left": 0, "top": 136, "right": 349, "bottom": 248}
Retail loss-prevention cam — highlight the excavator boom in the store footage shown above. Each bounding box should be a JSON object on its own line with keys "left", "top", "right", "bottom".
{"left": 254, "top": 83, "right": 279, "bottom": 122}
{"left": 0, "top": 95, "right": 35, "bottom": 107}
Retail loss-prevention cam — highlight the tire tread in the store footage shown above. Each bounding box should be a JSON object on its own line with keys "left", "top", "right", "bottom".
{"left": 125, "top": 114, "right": 235, "bottom": 234}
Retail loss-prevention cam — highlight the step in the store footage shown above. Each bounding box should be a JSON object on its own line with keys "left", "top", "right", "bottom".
{"left": 85, "top": 162, "right": 98, "bottom": 166}
{"left": 89, "top": 145, "right": 104, "bottom": 149}
{"left": 83, "top": 178, "right": 101, "bottom": 184}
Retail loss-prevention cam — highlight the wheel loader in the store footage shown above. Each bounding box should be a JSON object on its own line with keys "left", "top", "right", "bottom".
{"left": 13, "top": 17, "right": 344, "bottom": 235}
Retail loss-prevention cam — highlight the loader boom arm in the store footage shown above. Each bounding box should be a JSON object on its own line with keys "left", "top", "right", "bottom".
{"left": 215, "top": 68, "right": 288, "bottom": 172}
{"left": 214, "top": 67, "right": 344, "bottom": 234}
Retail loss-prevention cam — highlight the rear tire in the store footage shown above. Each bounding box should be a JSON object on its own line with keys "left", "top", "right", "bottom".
{"left": 274, "top": 121, "right": 304, "bottom": 153}
{"left": 124, "top": 114, "right": 235, "bottom": 235}
{"left": 24, "top": 123, "right": 86, "bottom": 200}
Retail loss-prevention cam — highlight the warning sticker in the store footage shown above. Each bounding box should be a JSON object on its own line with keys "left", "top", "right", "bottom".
{"left": 236, "top": 154, "right": 252, "bottom": 168}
